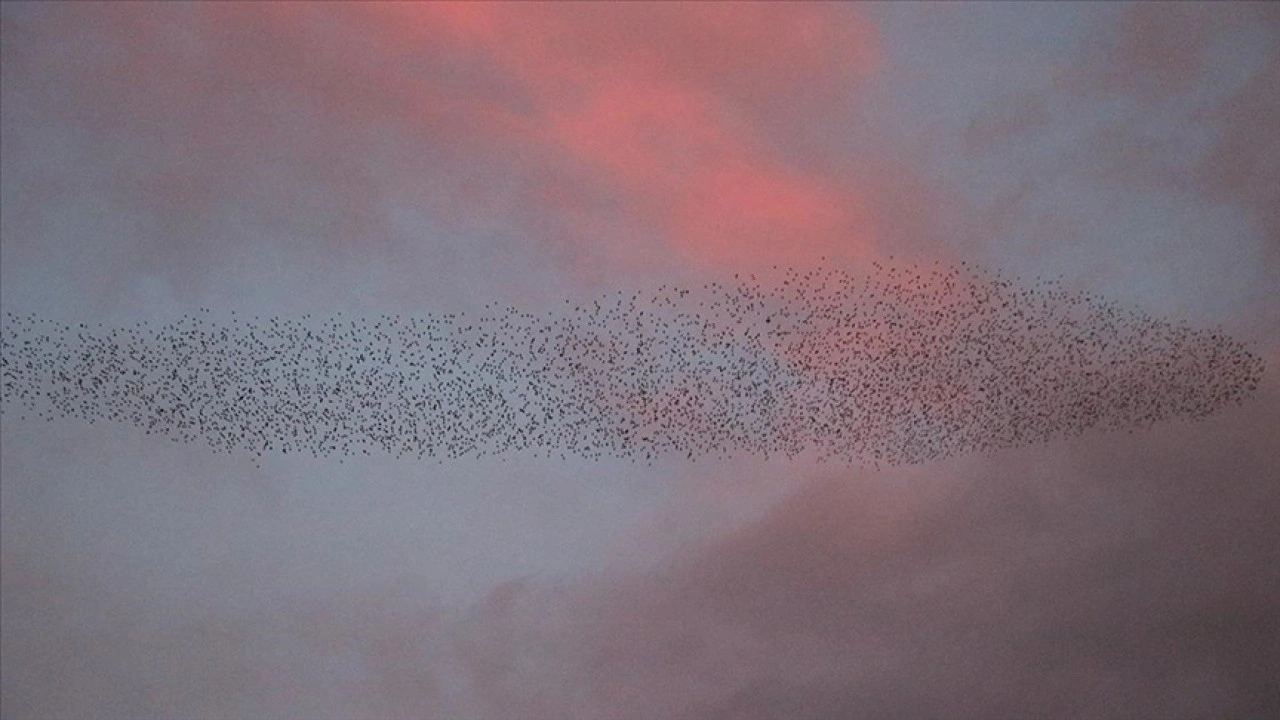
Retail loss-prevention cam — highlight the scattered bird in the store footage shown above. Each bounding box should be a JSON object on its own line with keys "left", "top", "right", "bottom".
{"left": 0, "top": 261, "right": 1265, "bottom": 467}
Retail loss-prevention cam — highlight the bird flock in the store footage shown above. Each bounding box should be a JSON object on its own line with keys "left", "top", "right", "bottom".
{"left": 1, "top": 261, "right": 1265, "bottom": 467}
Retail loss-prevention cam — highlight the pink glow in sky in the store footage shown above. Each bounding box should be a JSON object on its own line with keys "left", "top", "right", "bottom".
{"left": 2, "top": 3, "right": 1278, "bottom": 719}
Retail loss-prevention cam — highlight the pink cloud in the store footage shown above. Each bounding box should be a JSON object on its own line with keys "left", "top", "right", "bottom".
{"left": 377, "top": 2, "right": 885, "bottom": 272}
{"left": 2, "top": 2, "right": 928, "bottom": 319}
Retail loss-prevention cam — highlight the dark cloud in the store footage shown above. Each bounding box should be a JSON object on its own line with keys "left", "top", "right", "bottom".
{"left": 449, "top": 380, "right": 1279, "bottom": 718}
{"left": 536, "top": 388, "right": 1278, "bottom": 719}
{"left": 7, "top": 383, "right": 1273, "bottom": 719}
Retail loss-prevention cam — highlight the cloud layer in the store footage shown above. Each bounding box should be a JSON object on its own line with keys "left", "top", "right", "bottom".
{"left": 6, "top": 382, "right": 1276, "bottom": 719}
{"left": 3, "top": 3, "right": 1277, "bottom": 719}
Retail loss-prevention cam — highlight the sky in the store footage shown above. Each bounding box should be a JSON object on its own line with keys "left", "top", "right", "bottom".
{"left": 2, "top": 2, "right": 1278, "bottom": 719}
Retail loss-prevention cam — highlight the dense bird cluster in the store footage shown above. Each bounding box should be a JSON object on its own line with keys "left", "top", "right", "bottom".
{"left": 1, "top": 262, "right": 1266, "bottom": 467}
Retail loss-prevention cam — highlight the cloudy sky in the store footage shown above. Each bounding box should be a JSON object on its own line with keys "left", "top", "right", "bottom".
{"left": 2, "top": 2, "right": 1277, "bottom": 719}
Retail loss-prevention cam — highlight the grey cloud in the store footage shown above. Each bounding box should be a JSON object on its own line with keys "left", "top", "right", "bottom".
{"left": 7, "top": 383, "right": 1272, "bottom": 719}
{"left": 462, "top": 383, "right": 1280, "bottom": 719}
{"left": 944, "top": 2, "right": 1280, "bottom": 344}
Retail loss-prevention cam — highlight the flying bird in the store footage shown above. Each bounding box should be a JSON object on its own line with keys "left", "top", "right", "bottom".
{"left": 0, "top": 261, "right": 1265, "bottom": 467}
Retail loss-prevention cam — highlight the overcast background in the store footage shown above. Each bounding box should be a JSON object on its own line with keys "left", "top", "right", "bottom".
{"left": 2, "top": 3, "right": 1277, "bottom": 719}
